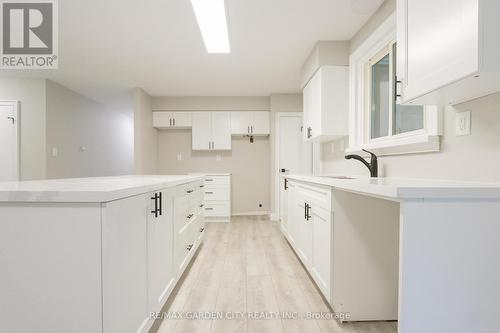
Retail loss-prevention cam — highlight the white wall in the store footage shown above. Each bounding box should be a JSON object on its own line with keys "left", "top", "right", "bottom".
{"left": 0, "top": 79, "right": 46, "bottom": 180}
{"left": 153, "top": 96, "right": 271, "bottom": 215}
{"left": 134, "top": 88, "right": 158, "bottom": 174}
{"left": 321, "top": 0, "right": 500, "bottom": 183}
{"left": 46, "top": 80, "right": 134, "bottom": 178}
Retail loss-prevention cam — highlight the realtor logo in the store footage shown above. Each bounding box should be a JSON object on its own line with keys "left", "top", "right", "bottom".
{"left": 1, "top": 0, "right": 58, "bottom": 69}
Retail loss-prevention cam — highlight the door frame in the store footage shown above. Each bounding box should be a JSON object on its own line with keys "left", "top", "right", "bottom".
{"left": 273, "top": 112, "right": 303, "bottom": 221}
{"left": 0, "top": 100, "right": 20, "bottom": 181}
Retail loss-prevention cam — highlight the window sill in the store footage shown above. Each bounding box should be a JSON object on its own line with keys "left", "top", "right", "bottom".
{"left": 346, "top": 134, "right": 440, "bottom": 156}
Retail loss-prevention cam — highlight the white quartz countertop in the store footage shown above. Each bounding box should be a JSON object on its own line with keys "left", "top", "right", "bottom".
{"left": 285, "top": 175, "right": 500, "bottom": 200}
{"left": 0, "top": 175, "right": 205, "bottom": 203}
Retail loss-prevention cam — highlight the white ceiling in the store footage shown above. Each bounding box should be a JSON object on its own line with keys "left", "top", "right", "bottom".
{"left": 1, "top": 0, "right": 382, "bottom": 101}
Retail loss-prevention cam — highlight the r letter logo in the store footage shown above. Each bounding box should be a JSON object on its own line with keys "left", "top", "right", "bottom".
{"left": 1, "top": 0, "right": 58, "bottom": 69}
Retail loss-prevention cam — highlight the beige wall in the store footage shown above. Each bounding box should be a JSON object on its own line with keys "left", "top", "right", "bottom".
{"left": 301, "top": 41, "right": 350, "bottom": 88}
{"left": 154, "top": 96, "right": 271, "bottom": 215}
{"left": 134, "top": 88, "right": 158, "bottom": 174}
{"left": 0, "top": 78, "right": 46, "bottom": 180}
{"left": 321, "top": 0, "right": 500, "bottom": 183}
{"left": 46, "top": 80, "right": 134, "bottom": 178}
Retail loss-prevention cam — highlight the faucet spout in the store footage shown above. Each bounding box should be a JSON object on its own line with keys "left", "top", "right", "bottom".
{"left": 345, "top": 149, "right": 378, "bottom": 177}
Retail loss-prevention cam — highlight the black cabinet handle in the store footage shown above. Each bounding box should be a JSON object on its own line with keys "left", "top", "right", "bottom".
{"left": 306, "top": 203, "right": 312, "bottom": 221}
{"left": 187, "top": 213, "right": 194, "bottom": 219}
{"left": 151, "top": 193, "right": 159, "bottom": 218}
{"left": 284, "top": 178, "right": 288, "bottom": 190}
{"left": 200, "top": 204, "right": 204, "bottom": 208}
{"left": 173, "top": 118, "right": 176, "bottom": 126}
{"left": 187, "top": 189, "right": 194, "bottom": 194}
{"left": 199, "top": 185, "right": 205, "bottom": 188}
{"left": 158, "top": 192, "right": 162, "bottom": 216}
{"left": 187, "top": 244, "right": 193, "bottom": 251}
{"left": 307, "top": 127, "right": 312, "bottom": 139}
{"left": 205, "top": 191, "right": 213, "bottom": 194}
{"left": 304, "top": 203, "right": 307, "bottom": 220}
{"left": 169, "top": 118, "right": 172, "bottom": 126}
{"left": 251, "top": 125, "right": 253, "bottom": 134}
{"left": 200, "top": 227, "right": 205, "bottom": 233}
{"left": 205, "top": 207, "right": 214, "bottom": 211}
{"left": 205, "top": 179, "right": 213, "bottom": 182}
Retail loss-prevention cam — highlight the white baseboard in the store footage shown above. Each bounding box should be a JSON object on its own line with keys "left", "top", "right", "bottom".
{"left": 232, "top": 211, "right": 270, "bottom": 217}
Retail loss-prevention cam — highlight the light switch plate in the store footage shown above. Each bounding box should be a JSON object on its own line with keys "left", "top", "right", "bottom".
{"left": 455, "top": 111, "right": 471, "bottom": 136}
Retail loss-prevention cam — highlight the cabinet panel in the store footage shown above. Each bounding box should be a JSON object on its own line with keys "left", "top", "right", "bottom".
{"left": 230, "top": 111, "right": 251, "bottom": 135}
{"left": 153, "top": 112, "right": 173, "bottom": 128}
{"left": 211, "top": 112, "right": 231, "bottom": 150}
{"left": 102, "top": 194, "right": 149, "bottom": 333}
{"left": 250, "top": 111, "right": 270, "bottom": 135}
{"left": 311, "top": 206, "right": 332, "bottom": 302}
{"left": 172, "top": 112, "right": 192, "bottom": 128}
{"left": 191, "top": 112, "right": 212, "bottom": 150}
{"left": 148, "top": 189, "right": 175, "bottom": 312}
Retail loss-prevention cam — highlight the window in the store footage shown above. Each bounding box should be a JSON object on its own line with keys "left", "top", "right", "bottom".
{"left": 348, "top": 13, "right": 441, "bottom": 156}
{"left": 367, "top": 42, "right": 424, "bottom": 141}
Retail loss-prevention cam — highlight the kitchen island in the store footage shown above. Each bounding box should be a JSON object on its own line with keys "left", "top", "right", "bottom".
{"left": 282, "top": 175, "right": 500, "bottom": 333}
{"left": 0, "top": 175, "right": 206, "bottom": 333}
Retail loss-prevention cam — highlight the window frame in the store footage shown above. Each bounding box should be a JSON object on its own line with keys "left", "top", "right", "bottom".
{"left": 348, "top": 13, "right": 441, "bottom": 156}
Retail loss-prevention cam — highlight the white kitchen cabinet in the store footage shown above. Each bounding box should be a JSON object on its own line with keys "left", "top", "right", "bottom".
{"left": 147, "top": 188, "right": 175, "bottom": 313}
{"left": 192, "top": 112, "right": 231, "bottom": 150}
{"left": 397, "top": 0, "right": 500, "bottom": 105}
{"left": 153, "top": 112, "right": 192, "bottom": 129}
{"left": 310, "top": 204, "right": 332, "bottom": 301}
{"left": 230, "top": 111, "right": 270, "bottom": 135}
{"left": 203, "top": 174, "right": 231, "bottom": 222}
{"left": 302, "top": 66, "right": 349, "bottom": 142}
{"left": 0, "top": 177, "right": 205, "bottom": 333}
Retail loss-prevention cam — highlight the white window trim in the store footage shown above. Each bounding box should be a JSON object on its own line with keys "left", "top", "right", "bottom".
{"left": 347, "top": 12, "right": 442, "bottom": 156}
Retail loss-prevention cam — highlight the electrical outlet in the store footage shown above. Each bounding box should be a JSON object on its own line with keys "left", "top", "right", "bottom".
{"left": 79, "top": 146, "right": 87, "bottom": 152}
{"left": 456, "top": 111, "right": 471, "bottom": 136}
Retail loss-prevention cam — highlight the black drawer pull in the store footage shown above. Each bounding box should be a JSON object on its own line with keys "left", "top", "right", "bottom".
{"left": 205, "top": 179, "right": 213, "bottom": 181}
{"left": 199, "top": 185, "right": 205, "bottom": 188}
{"left": 187, "top": 244, "right": 194, "bottom": 251}
{"left": 205, "top": 207, "right": 214, "bottom": 211}
{"left": 200, "top": 227, "right": 205, "bottom": 233}
{"left": 205, "top": 191, "right": 213, "bottom": 194}
{"left": 200, "top": 204, "right": 204, "bottom": 208}
{"left": 186, "top": 189, "right": 194, "bottom": 194}
{"left": 187, "top": 214, "right": 194, "bottom": 219}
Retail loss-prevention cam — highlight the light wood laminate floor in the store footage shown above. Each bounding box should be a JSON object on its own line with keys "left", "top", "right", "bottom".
{"left": 154, "top": 216, "right": 398, "bottom": 333}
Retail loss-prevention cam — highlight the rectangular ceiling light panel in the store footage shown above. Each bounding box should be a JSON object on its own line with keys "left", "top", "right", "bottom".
{"left": 190, "top": 0, "right": 230, "bottom": 53}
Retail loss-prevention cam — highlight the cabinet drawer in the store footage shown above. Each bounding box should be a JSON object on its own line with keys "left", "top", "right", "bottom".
{"left": 204, "top": 201, "right": 230, "bottom": 217}
{"left": 290, "top": 180, "right": 332, "bottom": 212}
{"left": 176, "top": 181, "right": 203, "bottom": 197}
{"left": 204, "top": 186, "right": 230, "bottom": 201}
{"left": 204, "top": 176, "right": 229, "bottom": 185}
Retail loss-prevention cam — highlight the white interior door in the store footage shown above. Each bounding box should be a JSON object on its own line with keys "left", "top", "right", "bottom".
{"left": 276, "top": 113, "right": 312, "bottom": 220}
{"left": 0, "top": 101, "right": 19, "bottom": 181}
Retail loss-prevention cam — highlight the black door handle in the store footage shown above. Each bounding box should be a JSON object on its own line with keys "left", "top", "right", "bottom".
{"left": 151, "top": 193, "right": 159, "bottom": 218}
{"left": 158, "top": 192, "right": 162, "bottom": 216}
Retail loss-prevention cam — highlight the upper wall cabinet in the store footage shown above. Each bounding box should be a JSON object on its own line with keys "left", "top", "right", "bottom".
{"left": 230, "top": 111, "right": 270, "bottom": 136}
{"left": 303, "top": 66, "right": 349, "bottom": 142}
{"left": 192, "top": 112, "right": 231, "bottom": 151}
{"left": 153, "top": 112, "right": 192, "bottom": 129}
{"left": 397, "top": 0, "right": 500, "bottom": 105}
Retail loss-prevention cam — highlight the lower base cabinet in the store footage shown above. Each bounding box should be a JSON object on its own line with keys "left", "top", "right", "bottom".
{"left": 283, "top": 178, "right": 399, "bottom": 321}
{"left": 0, "top": 179, "right": 205, "bottom": 333}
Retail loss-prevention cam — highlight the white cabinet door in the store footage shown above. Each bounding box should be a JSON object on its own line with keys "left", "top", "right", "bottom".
{"left": 211, "top": 112, "right": 231, "bottom": 150}
{"left": 230, "top": 111, "right": 251, "bottom": 135}
{"left": 171, "top": 112, "right": 192, "bottom": 128}
{"left": 147, "top": 189, "right": 174, "bottom": 313}
{"left": 311, "top": 205, "right": 332, "bottom": 302}
{"left": 250, "top": 111, "right": 270, "bottom": 135}
{"left": 402, "top": 0, "right": 479, "bottom": 102}
{"left": 102, "top": 194, "right": 149, "bottom": 333}
{"left": 192, "top": 112, "right": 212, "bottom": 150}
{"left": 153, "top": 112, "right": 173, "bottom": 128}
